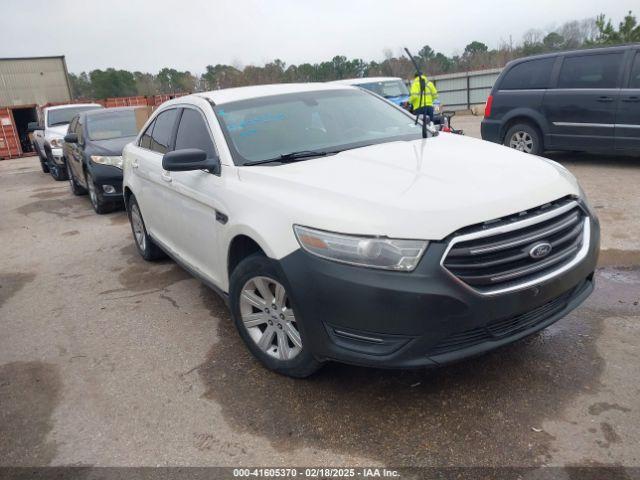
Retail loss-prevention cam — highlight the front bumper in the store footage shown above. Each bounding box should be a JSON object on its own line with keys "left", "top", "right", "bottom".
{"left": 88, "top": 163, "right": 124, "bottom": 201}
{"left": 45, "top": 145, "right": 65, "bottom": 166}
{"left": 278, "top": 213, "right": 599, "bottom": 369}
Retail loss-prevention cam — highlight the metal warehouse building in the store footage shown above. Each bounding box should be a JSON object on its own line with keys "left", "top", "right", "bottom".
{"left": 1, "top": 56, "right": 72, "bottom": 159}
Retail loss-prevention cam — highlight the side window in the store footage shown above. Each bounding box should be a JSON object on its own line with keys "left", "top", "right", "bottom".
{"left": 558, "top": 53, "right": 624, "bottom": 89}
{"left": 139, "top": 119, "right": 155, "bottom": 149}
{"left": 149, "top": 109, "right": 178, "bottom": 154}
{"left": 68, "top": 117, "right": 78, "bottom": 134}
{"left": 629, "top": 52, "right": 640, "bottom": 89}
{"left": 174, "top": 108, "right": 216, "bottom": 158}
{"left": 500, "top": 57, "right": 555, "bottom": 90}
{"left": 76, "top": 119, "right": 84, "bottom": 144}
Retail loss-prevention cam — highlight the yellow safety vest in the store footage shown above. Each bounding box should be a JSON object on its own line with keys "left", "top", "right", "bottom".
{"left": 409, "top": 75, "right": 438, "bottom": 110}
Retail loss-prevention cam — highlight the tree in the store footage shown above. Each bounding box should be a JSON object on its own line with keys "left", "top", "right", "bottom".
{"left": 543, "top": 32, "right": 565, "bottom": 50}
{"left": 418, "top": 45, "right": 435, "bottom": 63}
{"left": 68, "top": 72, "right": 93, "bottom": 99}
{"left": 89, "top": 69, "right": 136, "bottom": 98}
{"left": 593, "top": 10, "right": 640, "bottom": 44}
{"left": 464, "top": 41, "right": 489, "bottom": 56}
{"left": 133, "top": 72, "right": 157, "bottom": 96}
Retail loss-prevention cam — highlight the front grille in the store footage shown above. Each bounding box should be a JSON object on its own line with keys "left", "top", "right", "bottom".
{"left": 428, "top": 283, "right": 582, "bottom": 356}
{"left": 442, "top": 197, "right": 588, "bottom": 294}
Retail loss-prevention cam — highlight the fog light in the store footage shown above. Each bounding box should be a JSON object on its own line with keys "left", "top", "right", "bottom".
{"left": 102, "top": 185, "right": 116, "bottom": 194}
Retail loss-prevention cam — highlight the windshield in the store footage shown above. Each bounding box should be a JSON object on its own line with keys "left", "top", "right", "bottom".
{"left": 214, "top": 89, "right": 421, "bottom": 165}
{"left": 358, "top": 80, "right": 409, "bottom": 98}
{"left": 87, "top": 110, "right": 138, "bottom": 141}
{"left": 47, "top": 106, "right": 101, "bottom": 127}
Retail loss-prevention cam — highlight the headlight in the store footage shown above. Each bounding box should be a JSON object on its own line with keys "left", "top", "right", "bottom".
{"left": 91, "top": 155, "right": 123, "bottom": 169}
{"left": 50, "top": 138, "right": 63, "bottom": 148}
{"left": 294, "top": 225, "right": 427, "bottom": 271}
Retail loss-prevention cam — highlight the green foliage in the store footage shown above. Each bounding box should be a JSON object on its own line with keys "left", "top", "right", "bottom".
{"left": 464, "top": 41, "right": 489, "bottom": 55}
{"left": 69, "top": 11, "right": 636, "bottom": 99}
{"left": 592, "top": 10, "right": 640, "bottom": 44}
{"left": 89, "top": 69, "right": 136, "bottom": 99}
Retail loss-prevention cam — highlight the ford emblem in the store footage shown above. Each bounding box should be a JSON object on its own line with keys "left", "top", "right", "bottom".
{"left": 529, "top": 242, "right": 552, "bottom": 259}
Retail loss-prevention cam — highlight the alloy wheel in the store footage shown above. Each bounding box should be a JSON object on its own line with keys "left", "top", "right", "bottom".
{"left": 87, "top": 174, "right": 98, "bottom": 208}
{"left": 509, "top": 131, "right": 534, "bottom": 153}
{"left": 130, "top": 204, "right": 146, "bottom": 251}
{"left": 239, "top": 276, "right": 302, "bottom": 360}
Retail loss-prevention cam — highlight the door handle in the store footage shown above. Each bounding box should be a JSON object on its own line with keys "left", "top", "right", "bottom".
{"left": 161, "top": 171, "right": 172, "bottom": 182}
{"left": 131, "top": 159, "right": 139, "bottom": 169}
{"left": 597, "top": 96, "right": 614, "bottom": 103}
{"left": 621, "top": 96, "right": 640, "bottom": 103}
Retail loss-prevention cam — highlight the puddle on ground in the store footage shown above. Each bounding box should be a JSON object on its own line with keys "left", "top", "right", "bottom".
{"left": 15, "top": 198, "right": 85, "bottom": 219}
{"left": 109, "top": 213, "right": 128, "bottom": 226}
{"left": 112, "top": 244, "right": 191, "bottom": 293}
{"left": 0, "top": 362, "right": 61, "bottom": 465}
{"left": 598, "top": 249, "right": 640, "bottom": 268}
{"left": 0, "top": 272, "right": 36, "bottom": 308}
{"left": 29, "top": 190, "right": 68, "bottom": 199}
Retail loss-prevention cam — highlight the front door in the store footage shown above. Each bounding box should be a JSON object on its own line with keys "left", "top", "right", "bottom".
{"left": 543, "top": 51, "right": 624, "bottom": 151}
{"left": 615, "top": 50, "right": 640, "bottom": 151}
{"left": 166, "top": 106, "right": 225, "bottom": 287}
{"left": 67, "top": 117, "right": 85, "bottom": 186}
{"left": 132, "top": 108, "right": 180, "bottom": 252}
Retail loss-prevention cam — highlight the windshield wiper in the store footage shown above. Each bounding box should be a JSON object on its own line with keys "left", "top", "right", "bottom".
{"left": 49, "top": 121, "right": 70, "bottom": 126}
{"left": 244, "top": 150, "right": 330, "bottom": 166}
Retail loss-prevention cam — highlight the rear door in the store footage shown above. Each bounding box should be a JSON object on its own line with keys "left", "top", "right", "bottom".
{"left": 615, "top": 49, "right": 640, "bottom": 151}
{"left": 132, "top": 108, "right": 180, "bottom": 250}
{"left": 166, "top": 106, "right": 225, "bottom": 286}
{"left": 67, "top": 116, "right": 85, "bottom": 185}
{"left": 543, "top": 51, "right": 625, "bottom": 150}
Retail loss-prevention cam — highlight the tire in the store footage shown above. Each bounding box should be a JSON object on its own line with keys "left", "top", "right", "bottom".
{"left": 34, "top": 144, "right": 49, "bottom": 172}
{"left": 85, "top": 170, "right": 112, "bottom": 214}
{"left": 67, "top": 159, "right": 87, "bottom": 196}
{"left": 127, "top": 195, "right": 166, "bottom": 261}
{"left": 504, "top": 123, "right": 543, "bottom": 155}
{"left": 229, "top": 253, "right": 322, "bottom": 378}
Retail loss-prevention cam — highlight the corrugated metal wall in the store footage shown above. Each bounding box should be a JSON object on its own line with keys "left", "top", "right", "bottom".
{"left": 0, "top": 57, "right": 71, "bottom": 107}
{"left": 431, "top": 68, "right": 502, "bottom": 111}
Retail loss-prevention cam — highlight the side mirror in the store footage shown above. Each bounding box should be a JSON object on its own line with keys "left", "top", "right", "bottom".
{"left": 27, "top": 122, "right": 41, "bottom": 133}
{"left": 162, "top": 148, "right": 220, "bottom": 173}
{"left": 64, "top": 133, "right": 78, "bottom": 143}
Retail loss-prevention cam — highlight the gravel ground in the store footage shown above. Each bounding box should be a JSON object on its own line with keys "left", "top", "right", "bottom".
{"left": 1, "top": 122, "right": 639, "bottom": 470}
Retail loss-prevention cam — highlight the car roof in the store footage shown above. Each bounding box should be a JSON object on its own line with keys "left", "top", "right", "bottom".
{"left": 163, "top": 82, "right": 356, "bottom": 107}
{"left": 45, "top": 103, "right": 102, "bottom": 111}
{"left": 507, "top": 43, "right": 639, "bottom": 67}
{"left": 81, "top": 106, "right": 139, "bottom": 118}
{"left": 330, "top": 77, "right": 404, "bottom": 85}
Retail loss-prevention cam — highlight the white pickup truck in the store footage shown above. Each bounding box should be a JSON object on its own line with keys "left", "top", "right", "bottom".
{"left": 30, "top": 103, "right": 102, "bottom": 180}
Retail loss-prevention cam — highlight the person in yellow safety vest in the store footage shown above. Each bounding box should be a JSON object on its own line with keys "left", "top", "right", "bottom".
{"left": 408, "top": 72, "right": 438, "bottom": 121}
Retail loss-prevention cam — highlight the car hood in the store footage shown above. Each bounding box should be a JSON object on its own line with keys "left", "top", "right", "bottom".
{"left": 237, "top": 133, "right": 581, "bottom": 240}
{"left": 46, "top": 125, "right": 68, "bottom": 138}
{"left": 89, "top": 136, "right": 136, "bottom": 156}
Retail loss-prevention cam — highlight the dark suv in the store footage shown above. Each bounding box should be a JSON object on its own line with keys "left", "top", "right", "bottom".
{"left": 481, "top": 44, "right": 640, "bottom": 155}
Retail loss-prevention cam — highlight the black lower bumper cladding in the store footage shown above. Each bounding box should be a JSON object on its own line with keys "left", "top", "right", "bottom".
{"left": 279, "top": 211, "right": 599, "bottom": 369}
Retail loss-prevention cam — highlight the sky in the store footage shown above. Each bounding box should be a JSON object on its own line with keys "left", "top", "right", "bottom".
{"left": 1, "top": 0, "right": 637, "bottom": 74}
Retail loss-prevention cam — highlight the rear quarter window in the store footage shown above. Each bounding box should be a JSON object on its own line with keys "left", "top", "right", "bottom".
{"left": 557, "top": 53, "right": 624, "bottom": 89}
{"left": 499, "top": 57, "right": 555, "bottom": 90}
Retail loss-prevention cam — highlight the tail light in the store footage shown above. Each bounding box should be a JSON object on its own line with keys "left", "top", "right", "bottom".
{"left": 484, "top": 95, "right": 493, "bottom": 118}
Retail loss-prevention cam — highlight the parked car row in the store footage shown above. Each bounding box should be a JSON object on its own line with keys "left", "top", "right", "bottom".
{"left": 33, "top": 68, "right": 600, "bottom": 378}
{"left": 30, "top": 105, "right": 150, "bottom": 213}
